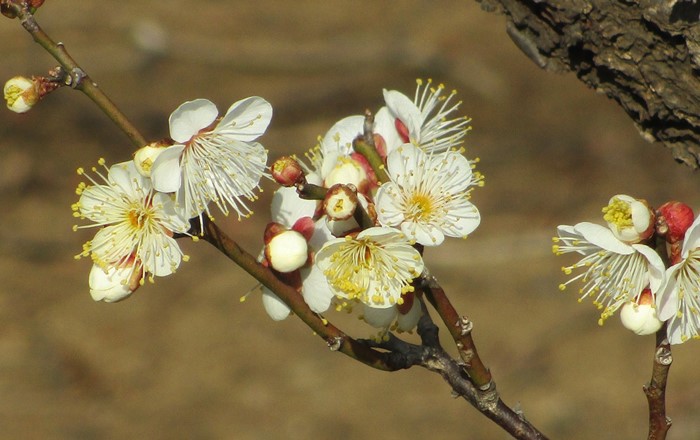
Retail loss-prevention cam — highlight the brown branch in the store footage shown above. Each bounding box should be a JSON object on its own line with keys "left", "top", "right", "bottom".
{"left": 421, "top": 272, "right": 493, "bottom": 388}
{"left": 477, "top": 0, "right": 700, "bottom": 168}
{"left": 644, "top": 325, "right": 673, "bottom": 440}
{"left": 198, "top": 218, "right": 400, "bottom": 372}
{"left": 362, "top": 306, "right": 549, "bottom": 440}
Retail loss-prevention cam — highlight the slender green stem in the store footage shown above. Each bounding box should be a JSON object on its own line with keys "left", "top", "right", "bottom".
{"left": 354, "top": 135, "right": 389, "bottom": 184}
{"left": 9, "top": 2, "right": 146, "bottom": 148}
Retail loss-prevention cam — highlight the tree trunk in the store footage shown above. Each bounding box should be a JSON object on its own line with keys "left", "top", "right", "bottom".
{"left": 478, "top": 0, "right": 700, "bottom": 169}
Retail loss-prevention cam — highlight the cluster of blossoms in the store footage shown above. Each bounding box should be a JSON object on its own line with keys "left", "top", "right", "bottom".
{"left": 73, "top": 96, "right": 273, "bottom": 302}
{"left": 260, "top": 79, "right": 482, "bottom": 336}
{"left": 554, "top": 195, "right": 700, "bottom": 344}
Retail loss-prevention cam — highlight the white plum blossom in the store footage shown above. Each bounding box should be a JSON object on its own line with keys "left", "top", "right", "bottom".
{"left": 657, "top": 215, "right": 700, "bottom": 344}
{"left": 375, "top": 78, "right": 471, "bottom": 155}
{"left": 150, "top": 97, "right": 271, "bottom": 221}
{"left": 376, "top": 143, "right": 481, "bottom": 246}
{"left": 72, "top": 160, "right": 191, "bottom": 296}
{"left": 553, "top": 222, "right": 665, "bottom": 325}
{"left": 602, "top": 194, "right": 654, "bottom": 243}
{"left": 315, "top": 227, "right": 424, "bottom": 308}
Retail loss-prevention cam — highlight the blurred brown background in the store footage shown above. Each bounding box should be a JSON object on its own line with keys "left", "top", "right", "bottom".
{"left": 2, "top": 1, "right": 700, "bottom": 439}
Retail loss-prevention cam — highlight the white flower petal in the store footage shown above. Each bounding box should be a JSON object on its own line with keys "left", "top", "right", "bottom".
{"left": 320, "top": 115, "right": 365, "bottom": 158}
{"left": 574, "top": 222, "right": 634, "bottom": 254}
{"left": 374, "top": 106, "right": 403, "bottom": 155}
{"left": 682, "top": 215, "right": 700, "bottom": 257}
{"left": 383, "top": 89, "right": 422, "bottom": 141}
{"left": 150, "top": 145, "right": 185, "bottom": 193}
{"left": 397, "top": 298, "right": 423, "bottom": 332}
{"left": 270, "top": 187, "right": 318, "bottom": 227}
{"left": 262, "top": 288, "right": 292, "bottom": 321}
{"left": 89, "top": 263, "right": 135, "bottom": 303}
{"left": 363, "top": 305, "right": 397, "bottom": 328}
{"left": 169, "top": 99, "right": 219, "bottom": 143}
{"left": 301, "top": 265, "right": 334, "bottom": 313}
{"left": 216, "top": 96, "right": 273, "bottom": 141}
{"left": 632, "top": 244, "right": 666, "bottom": 293}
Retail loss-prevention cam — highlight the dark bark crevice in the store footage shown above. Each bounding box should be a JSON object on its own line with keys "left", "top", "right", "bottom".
{"left": 479, "top": 0, "right": 700, "bottom": 169}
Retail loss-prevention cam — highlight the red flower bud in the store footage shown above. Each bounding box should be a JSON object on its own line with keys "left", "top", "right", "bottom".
{"left": 657, "top": 201, "right": 694, "bottom": 243}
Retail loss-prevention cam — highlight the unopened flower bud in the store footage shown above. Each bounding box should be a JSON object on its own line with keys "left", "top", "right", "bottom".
{"left": 657, "top": 201, "right": 694, "bottom": 243}
{"left": 323, "top": 184, "right": 358, "bottom": 221}
{"left": 619, "top": 289, "right": 663, "bottom": 336}
{"left": 272, "top": 156, "right": 305, "bottom": 187}
{"left": 264, "top": 224, "right": 308, "bottom": 273}
{"left": 4, "top": 76, "right": 39, "bottom": 113}
{"left": 602, "top": 194, "right": 655, "bottom": 243}
{"left": 133, "top": 141, "right": 168, "bottom": 177}
{"left": 263, "top": 222, "right": 288, "bottom": 245}
{"left": 89, "top": 262, "right": 141, "bottom": 303}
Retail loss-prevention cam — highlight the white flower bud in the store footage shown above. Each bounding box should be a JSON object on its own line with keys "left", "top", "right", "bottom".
{"left": 89, "top": 263, "right": 140, "bottom": 303}
{"left": 133, "top": 142, "right": 167, "bottom": 177}
{"left": 266, "top": 230, "right": 308, "bottom": 273}
{"left": 4, "top": 76, "right": 39, "bottom": 113}
{"left": 620, "top": 301, "right": 663, "bottom": 336}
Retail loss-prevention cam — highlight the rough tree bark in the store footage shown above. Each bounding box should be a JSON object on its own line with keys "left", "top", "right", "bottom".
{"left": 477, "top": 0, "right": 700, "bottom": 169}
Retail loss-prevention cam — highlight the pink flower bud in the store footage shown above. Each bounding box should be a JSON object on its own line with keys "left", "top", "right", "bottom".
{"left": 271, "top": 156, "right": 305, "bottom": 187}
{"left": 657, "top": 201, "right": 694, "bottom": 243}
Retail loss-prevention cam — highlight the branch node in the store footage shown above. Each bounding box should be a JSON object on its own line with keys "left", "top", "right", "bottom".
{"left": 655, "top": 345, "right": 673, "bottom": 366}
{"left": 67, "top": 67, "right": 86, "bottom": 89}
{"left": 327, "top": 336, "right": 344, "bottom": 352}
{"left": 457, "top": 316, "right": 474, "bottom": 336}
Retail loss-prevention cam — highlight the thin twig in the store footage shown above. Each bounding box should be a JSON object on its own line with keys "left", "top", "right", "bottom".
{"left": 7, "top": 1, "right": 146, "bottom": 148}
{"left": 645, "top": 325, "right": 673, "bottom": 440}
{"left": 421, "top": 272, "right": 492, "bottom": 388}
